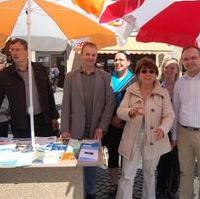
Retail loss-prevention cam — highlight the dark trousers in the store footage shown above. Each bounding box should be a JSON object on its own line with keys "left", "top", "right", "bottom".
{"left": 0, "top": 121, "right": 9, "bottom": 137}
{"left": 12, "top": 113, "right": 59, "bottom": 138}
{"left": 157, "top": 147, "right": 180, "bottom": 196}
{"left": 102, "top": 126, "right": 123, "bottom": 168}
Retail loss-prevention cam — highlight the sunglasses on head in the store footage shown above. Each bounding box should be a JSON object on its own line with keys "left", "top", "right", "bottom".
{"left": 141, "top": 69, "right": 155, "bottom": 74}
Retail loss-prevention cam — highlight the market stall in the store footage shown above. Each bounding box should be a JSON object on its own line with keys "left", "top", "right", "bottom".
{"left": 0, "top": 138, "right": 103, "bottom": 199}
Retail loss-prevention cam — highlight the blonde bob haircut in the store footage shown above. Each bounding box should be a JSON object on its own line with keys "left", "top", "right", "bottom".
{"left": 160, "top": 57, "right": 180, "bottom": 81}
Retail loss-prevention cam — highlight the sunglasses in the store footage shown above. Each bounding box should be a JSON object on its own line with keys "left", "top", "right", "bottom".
{"left": 141, "top": 69, "right": 155, "bottom": 74}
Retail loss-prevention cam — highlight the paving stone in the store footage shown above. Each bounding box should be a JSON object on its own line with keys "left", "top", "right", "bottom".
{"left": 96, "top": 167, "right": 143, "bottom": 199}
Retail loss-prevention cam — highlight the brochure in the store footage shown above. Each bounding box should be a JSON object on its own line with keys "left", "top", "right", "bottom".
{"left": 0, "top": 151, "right": 33, "bottom": 168}
{"left": 78, "top": 148, "right": 98, "bottom": 162}
{"left": 78, "top": 140, "right": 100, "bottom": 162}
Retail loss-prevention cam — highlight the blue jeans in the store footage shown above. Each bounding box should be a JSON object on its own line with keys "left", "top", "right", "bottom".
{"left": 84, "top": 167, "right": 96, "bottom": 195}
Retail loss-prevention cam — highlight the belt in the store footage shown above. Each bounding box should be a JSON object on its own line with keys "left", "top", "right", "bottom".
{"left": 34, "top": 113, "right": 43, "bottom": 117}
{"left": 181, "top": 125, "right": 200, "bottom": 131}
{"left": 28, "top": 113, "right": 43, "bottom": 117}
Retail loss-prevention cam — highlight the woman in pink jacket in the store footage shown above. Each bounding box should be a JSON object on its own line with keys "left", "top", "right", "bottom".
{"left": 116, "top": 57, "right": 175, "bottom": 199}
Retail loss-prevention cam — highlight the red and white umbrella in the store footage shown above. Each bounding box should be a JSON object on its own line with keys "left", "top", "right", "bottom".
{"left": 100, "top": 0, "right": 176, "bottom": 45}
{"left": 99, "top": 0, "right": 145, "bottom": 23}
{"left": 136, "top": 0, "right": 200, "bottom": 47}
{"left": 101, "top": 0, "right": 200, "bottom": 47}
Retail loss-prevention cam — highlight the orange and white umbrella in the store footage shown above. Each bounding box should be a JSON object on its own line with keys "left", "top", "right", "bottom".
{"left": 73, "top": 0, "right": 105, "bottom": 17}
{"left": 0, "top": 0, "right": 117, "bottom": 49}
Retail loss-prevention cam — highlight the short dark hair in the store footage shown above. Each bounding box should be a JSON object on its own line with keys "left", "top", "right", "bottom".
{"left": 10, "top": 38, "right": 28, "bottom": 50}
{"left": 81, "top": 42, "right": 98, "bottom": 54}
{"left": 181, "top": 46, "right": 200, "bottom": 57}
{"left": 135, "top": 57, "right": 159, "bottom": 76}
{"left": 115, "top": 50, "right": 130, "bottom": 60}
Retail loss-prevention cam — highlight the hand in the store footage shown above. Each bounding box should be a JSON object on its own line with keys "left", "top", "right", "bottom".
{"left": 154, "top": 128, "right": 164, "bottom": 140}
{"left": 94, "top": 128, "right": 103, "bottom": 140}
{"left": 129, "top": 107, "right": 144, "bottom": 118}
{"left": 52, "top": 119, "right": 59, "bottom": 129}
{"left": 111, "top": 116, "right": 125, "bottom": 129}
{"left": 171, "top": 140, "right": 178, "bottom": 149}
{"left": 61, "top": 132, "right": 71, "bottom": 139}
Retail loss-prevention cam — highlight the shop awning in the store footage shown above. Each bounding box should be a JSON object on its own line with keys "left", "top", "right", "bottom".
{"left": 99, "top": 36, "right": 173, "bottom": 54}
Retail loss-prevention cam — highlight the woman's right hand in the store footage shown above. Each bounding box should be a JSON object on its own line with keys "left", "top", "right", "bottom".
{"left": 128, "top": 107, "right": 144, "bottom": 118}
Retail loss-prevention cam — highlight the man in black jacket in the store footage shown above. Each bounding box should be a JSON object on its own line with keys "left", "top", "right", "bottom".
{"left": 0, "top": 38, "right": 59, "bottom": 138}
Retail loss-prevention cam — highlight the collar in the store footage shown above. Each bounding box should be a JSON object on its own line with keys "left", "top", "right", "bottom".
{"left": 8, "top": 62, "right": 39, "bottom": 75}
{"left": 127, "top": 80, "right": 166, "bottom": 98}
{"left": 16, "top": 67, "right": 28, "bottom": 72}
{"left": 184, "top": 71, "right": 200, "bottom": 79}
{"left": 79, "top": 67, "right": 96, "bottom": 75}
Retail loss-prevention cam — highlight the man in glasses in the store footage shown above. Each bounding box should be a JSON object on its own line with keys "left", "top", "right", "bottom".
{"left": 0, "top": 38, "right": 59, "bottom": 138}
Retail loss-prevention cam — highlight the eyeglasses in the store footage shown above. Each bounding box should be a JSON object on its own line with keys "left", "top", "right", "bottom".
{"left": 141, "top": 69, "right": 155, "bottom": 74}
{"left": 114, "top": 58, "right": 126, "bottom": 62}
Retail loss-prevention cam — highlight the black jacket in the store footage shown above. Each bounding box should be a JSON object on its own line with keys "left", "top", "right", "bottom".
{"left": 0, "top": 62, "right": 59, "bottom": 130}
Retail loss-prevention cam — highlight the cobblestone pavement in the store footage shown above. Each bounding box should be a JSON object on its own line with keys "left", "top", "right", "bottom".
{"left": 96, "top": 166, "right": 143, "bottom": 199}
{"left": 96, "top": 166, "right": 199, "bottom": 199}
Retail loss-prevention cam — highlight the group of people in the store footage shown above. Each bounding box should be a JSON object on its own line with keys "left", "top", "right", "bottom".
{"left": 0, "top": 38, "right": 200, "bottom": 199}
{"left": 61, "top": 43, "right": 200, "bottom": 199}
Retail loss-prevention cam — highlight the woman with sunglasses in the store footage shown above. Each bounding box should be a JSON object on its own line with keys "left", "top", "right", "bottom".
{"left": 156, "top": 58, "right": 180, "bottom": 198}
{"left": 102, "top": 51, "right": 135, "bottom": 196}
{"left": 116, "top": 57, "right": 174, "bottom": 199}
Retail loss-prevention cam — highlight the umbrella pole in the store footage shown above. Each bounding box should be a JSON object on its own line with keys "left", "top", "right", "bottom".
{"left": 27, "top": 0, "right": 35, "bottom": 150}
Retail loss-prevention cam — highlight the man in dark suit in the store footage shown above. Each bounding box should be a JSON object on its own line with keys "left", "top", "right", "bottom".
{"left": 0, "top": 38, "right": 59, "bottom": 138}
{"left": 61, "top": 42, "right": 115, "bottom": 199}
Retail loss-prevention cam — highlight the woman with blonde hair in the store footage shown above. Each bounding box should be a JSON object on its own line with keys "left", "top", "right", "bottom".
{"left": 160, "top": 57, "right": 180, "bottom": 97}
{"left": 157, "top": 57, "right": 180, "bottom": 199}
{"left": 116, "top": 57, "right": 174, "bottom": 199}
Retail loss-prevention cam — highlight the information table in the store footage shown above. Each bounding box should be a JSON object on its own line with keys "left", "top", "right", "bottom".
{"left": 0, "top": 140, "right": 104, "bottom": 199}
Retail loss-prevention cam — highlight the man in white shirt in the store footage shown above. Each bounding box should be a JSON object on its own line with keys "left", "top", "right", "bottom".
{"left": 173, "top": 46, "right": 200, "bottom": 199}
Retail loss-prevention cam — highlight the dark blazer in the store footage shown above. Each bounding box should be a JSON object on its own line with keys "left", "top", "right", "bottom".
{"left": 0, "top": 62, "right": 59, "bottom": 130}
{"left": 61, "top": 68, "right": 115, "bottom": 139}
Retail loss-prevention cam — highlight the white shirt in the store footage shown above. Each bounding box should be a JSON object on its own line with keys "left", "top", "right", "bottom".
{"left": 172, "top": 72, "right": 200, "bottom": 140}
